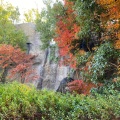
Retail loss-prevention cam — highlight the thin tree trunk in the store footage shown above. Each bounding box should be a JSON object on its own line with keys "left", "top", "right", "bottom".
{"left": 1, "top": 67, "right": 8, "bottom": 83}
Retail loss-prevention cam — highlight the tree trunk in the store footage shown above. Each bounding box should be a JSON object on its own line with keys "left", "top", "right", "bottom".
{"left": 1, "top": 67, "right": 8, "bottom": 83}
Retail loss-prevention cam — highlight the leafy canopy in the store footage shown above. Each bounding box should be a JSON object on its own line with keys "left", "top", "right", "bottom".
{"left": 0, "top": 1, "right": 27, "bottom": 50}
{"left": 36, "top": 0, "right": 64, "bottom": 49}
{"left": 0, "top": 44, "right": 37, "bottom": 83}
{"left": 35, "top": 0, "right": 120, "bottom": 90}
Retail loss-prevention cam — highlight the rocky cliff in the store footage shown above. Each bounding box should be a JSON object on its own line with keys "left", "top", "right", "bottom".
{"left": 16, "top": 23, "right": 72, "bottom": 91}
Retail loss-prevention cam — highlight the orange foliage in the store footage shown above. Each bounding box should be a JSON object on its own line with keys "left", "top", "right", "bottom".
{"left": 54, "top": 0, "right": 120, "bottom": 70}
{"left": 0, "top": 44, "right": 38, "bottom": 83}
{"left": 67, "top": 80, "right": 98, "bottom": 95}
{"left": 54, "top": 0, "right": 80, "bottom": 68}
{"left": 97, "top": 0, "right": 120, "bottom": 17}
{"left": 97, "top": 0, "right": 120, "bottom": 48}
{"left": 114, "top": 40, "right": 120, "bottom": 49}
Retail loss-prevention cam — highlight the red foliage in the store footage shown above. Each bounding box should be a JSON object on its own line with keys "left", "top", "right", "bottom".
{"left": 67, "top": 80, "right": 98, "bottom": 95}
{"left": 0, "top": 44, "right": 38, "bottom": 83}
{"left": 55, "top": 0, "right": 120, "bottom": 69}
{"left": 54, "top": 0, "right": 80, "bottom": 68}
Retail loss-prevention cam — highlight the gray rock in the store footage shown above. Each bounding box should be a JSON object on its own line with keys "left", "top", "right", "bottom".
{"left": 16, "top": 23, "right": 71, "bottom": 90}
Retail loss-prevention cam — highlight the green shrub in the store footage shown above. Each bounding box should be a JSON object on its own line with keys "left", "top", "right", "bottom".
{"left": 0, "top": 82, "right": 37, "bottom": 119}
{"left": 0, "top": 82, "right": 120, "bottom": 120}
{"left": 91, "top": 79, "right": 120, "bottom": 95}
{"left": 90, "top": 42, "right": 118, "bottom": 83}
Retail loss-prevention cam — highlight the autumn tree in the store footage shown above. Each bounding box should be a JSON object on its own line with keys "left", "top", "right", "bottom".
{"left": 36, "top": 0, "right": 120, "bottom": 94}
{"left": 95, "top": 0, "right": 120, "bottom": 76}
{"left": 54, "top": 0, "right": 80, "bottom": 68}
{"left": 62, "top": 0, "right": 120, "bottom": 83}
{"left": 0, "top": 44, "right": 37, "bottom": 83}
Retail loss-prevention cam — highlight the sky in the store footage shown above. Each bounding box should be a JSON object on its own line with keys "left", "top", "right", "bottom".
{"left": 4, "top": 0, "right": 47, "bottom": 23}
{"left": 4, "top": 0, "right": 63, "bottom": 23}
{"left": 4, "top": 0, "right": 46, "bottom": 12}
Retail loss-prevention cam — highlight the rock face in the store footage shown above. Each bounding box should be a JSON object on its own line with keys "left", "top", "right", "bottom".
{"left": 16, "top": 23, "right": 72, "bottom": 91}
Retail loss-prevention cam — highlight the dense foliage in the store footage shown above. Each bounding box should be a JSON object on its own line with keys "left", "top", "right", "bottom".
{"left": 0, "top": 1, "right": 120, "bottom": 119}
{"left": 0, "top": 1, "right": 27, "bottom": 50}
{"left": 0, "top": 82, "right": 120, "bottom": 120}
{"left": 0, "top": 44, "right": 37, "bottom": 83}
{"left": 0, "top": 0, "right": 36, "bottom": 84}
{"left": 36, "top": 0, "right": 120, "bottom": 93}
{"left": 35, "top": 0, "right": 64, "bottom": 49}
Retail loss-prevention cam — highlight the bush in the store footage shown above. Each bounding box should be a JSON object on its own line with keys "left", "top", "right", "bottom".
{"left": 0, "top": 82, "right": 37, "bottom": 119}
{"left": 90, "top": 42, "right": 118, "bottom": 83}
{"left": 0, "top": 82, "right": 120, "bottom": 120}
